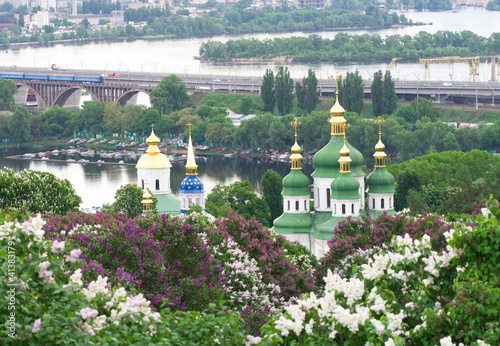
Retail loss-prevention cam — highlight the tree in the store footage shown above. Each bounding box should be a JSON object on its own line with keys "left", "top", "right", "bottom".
{"left": 0, "top": 78, "right": 17, "bottom": 111}
{"left": 394, "top": 104, "right": 419, "bottom": 123}
{"left": 275, "top": 66, "right": 294, "bottom": 116}
{"left": 80, "top": 18, "right": 90, "bottom": 29}
{"left": 138, "top": 109, "right": 161, "bottom": 135}
{"left": 339, "top": 70, "right": 364, "bottom": 115}
{"left": 108, "top": 184, "right": 157, "bottom": 218}
{"left": 80, "top": 101, "right": 106, "bottom": 135}
{"left": 304, "top": 69, "right": 320, "bottom": 114}
{"left": 382, "top": 71, "right": 398, "bottom": 116}
{"left": 261, "top": 69, "right": 275, "bottom": 113}
{"left": 371, "top": 70, "right": 383, "bottom": 116}
{"left": 295, "top": 81, "right": 305, "bottom": 110}
{"left": 261, "top": 169, "right": 283, "bottom": 225}
{"left": 103, "top": 101, "right": 122, "bottom": 133}
{"left": 40, "top": 106, "right": 74, "bottom": 137}
{"left": 206, "top": 181, "right": 271, "bottom": 227}
{"left": 150, "top": 74, "right": 194, "bottom": 114}
{"left": 8, "top": 106, "right": 30, "bottom": 144}
{"left": 394, "top": 171, "right": 421, "bottom": 211}
{"left": 0, "top": 168, "right": 82, "bottom": 214}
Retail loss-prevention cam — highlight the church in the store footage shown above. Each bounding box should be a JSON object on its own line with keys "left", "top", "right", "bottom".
{"left": 273, "top": 89, "right": 396, "bottom": 258}
{"left": 136, "top": 124, "right": 206, "bottom": 215}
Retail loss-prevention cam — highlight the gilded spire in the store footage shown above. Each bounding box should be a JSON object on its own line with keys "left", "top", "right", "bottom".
{"left": 329, "top": 75, "right": 346, "bottom": 136}
{"left": 290, "top": 118, "right": 303, "bottom": 170}
{"left": 146, "top": 124, "right": 161, "bottom": 156}
{"left": 185, "top": 122, "right": 198, "bottom": 176}
{"left": 338, "top": 134, "right": 352, "bottom": 173}
{"left": 373, "top": 116, "right": 387, "bottom": 168}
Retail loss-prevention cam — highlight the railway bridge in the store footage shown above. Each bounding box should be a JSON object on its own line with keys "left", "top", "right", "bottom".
{"left": 14, "top": 79, "right": 156, "bottom": 109}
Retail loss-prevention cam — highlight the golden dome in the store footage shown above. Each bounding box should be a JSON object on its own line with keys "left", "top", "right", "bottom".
{"left": 375, "top": 138, "right": 385, "bottom": 152}
{"left": 330, "top": 89, "right": 345, "bottom": 117}
{"left": 338, "top": 136, "right": 352, "bottom": 173}
{"left": 136, "top": 127, "right": 172, "bottom": 169}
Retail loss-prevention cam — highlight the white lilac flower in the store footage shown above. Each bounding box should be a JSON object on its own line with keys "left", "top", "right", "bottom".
{"left": 32, "top": 319, "right": 41, "bottom": 333}
{"left": 78, "top": 307, "right": 99, "bottom": 320}
{"left": 245, "top": 335, "right": 262, "bottom": 346}
{"left": 66, "top": 248, "right": 82, "bottom": 263}
{"left": 82, "top": 275, "right": 110, "bottom": 302}
{"left": 51, "top": 240, "right": 65, "bottom": 254}
{"left": 439, "top": 336, "right": 455, "bottom": 346}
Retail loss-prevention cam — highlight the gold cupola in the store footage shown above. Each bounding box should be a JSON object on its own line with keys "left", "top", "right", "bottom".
{"left": 329, "top": 78, "right": 346, "bottom": 136}
{"left": 290, "top": 118, "right": 303, "bottom": 170}
{"left": 185, "top": 123, "right": 198, "bottom": 175}
{"left": 136, "top": 125, "right": 172, "bottom": 169}
{"left": 374, "top": 116, "right": 387, "bottom": 168}
{"left": 338, "top": 134, "right": 352, "bottom": 173}
{"left": 141, "top": 189, "right": 153, "bottom": 214}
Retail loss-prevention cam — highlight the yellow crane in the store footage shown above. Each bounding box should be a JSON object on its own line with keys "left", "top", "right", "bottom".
{"left": 382, "top": 58, "right": 398, "bottom": 80}
{"left": 419, "top": 56, "right": 480, "bottom": 81}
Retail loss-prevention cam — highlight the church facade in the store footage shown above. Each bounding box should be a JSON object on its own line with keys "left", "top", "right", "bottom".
{"left": 273, "top": 90, "right": 396, "bottom": 258}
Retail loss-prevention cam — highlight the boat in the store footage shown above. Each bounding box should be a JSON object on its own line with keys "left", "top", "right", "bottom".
{"left": 22, "top": 153, "right": 36, "bottom": 158}
{"left": 51, "top": 150, "right": 60, "bottom": 156}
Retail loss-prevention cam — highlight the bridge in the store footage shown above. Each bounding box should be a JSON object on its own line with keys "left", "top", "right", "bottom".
{"left": 3, "top": 66, "right": 500, "bottom": 109}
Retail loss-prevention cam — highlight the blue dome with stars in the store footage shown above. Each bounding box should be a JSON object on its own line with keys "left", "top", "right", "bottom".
{"left": 180, "top": 175, "right": 205, "bottom": 193}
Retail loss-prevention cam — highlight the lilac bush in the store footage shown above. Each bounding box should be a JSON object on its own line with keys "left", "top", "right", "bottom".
{"left": 317, "top": 212, "right": 453, "bottom": 284}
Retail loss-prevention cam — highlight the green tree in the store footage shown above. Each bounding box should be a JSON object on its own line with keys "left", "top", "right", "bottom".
{"left": 382, "top": 71, "right": 398, "bottom": 116}
{"left": 304, "top": 69, "right": 320, "bottom": 114}
{"left": 206, "top": 180, "right": 271, "bottom": 227}
{"left": 103, "top": 101, "right": 122, "bottom": 133}
{"left": 295, "top": 81, "right": 305, "bottom": 110}
{"left": 8, "top": 106, "right": 30, "bottom": 144}
{"left": 150, "top": 74, "right": 194, "bottom": 114}
{"left": 394, "top": 170, "right": 421, "bottom": 211}
{"left": 261, "top": 69, "right": 275, "bottom": 113}
{"left": 371, "top": 70, "right": 383, "bottom": 116}
{"left": 0, "top": 168, "right": 82, "bottom": 214}
{"left": 275, "top": 66, "right": 294, "bottom": 116}
{"left": 40, "top": 106, "right": 74, "bottom": 137}
{"left": 394, "top": 104, "right": 419, "bottom": 123}
{"left": 0, "top": 78, "right": 17, "bottom": 111}
{"left": 80, "top": 101, "right": 106, "bottom": 135}
{"left": 261, "top": 169, "right": 283, "bottom": 225}
{"left": 339, "top": 70, "right": 364, "bottom": 115}
{"left": 108, "top": 184, "right": 157, "bottom": 218}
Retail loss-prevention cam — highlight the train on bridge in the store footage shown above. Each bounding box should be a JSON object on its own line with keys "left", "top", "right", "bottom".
{"left": 0, "top": 72, "right": 104, "bottom": 83}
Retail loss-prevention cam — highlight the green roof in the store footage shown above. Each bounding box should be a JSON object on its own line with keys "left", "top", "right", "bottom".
{"left": 330, "top": 174, "right": 361, "bottom": 199}
{"left": 154, "top": 193, "right": 180, "bottom": 215}
{"left": 366, "top": 168, "right": 395, "bottom": 194}
{"left": 312, "top": 136, "right": 364, "bottom": 178}
{"left": 313, "top": 212, "right": 362, "bottom": 240}
{"left": 273, "top": 212, "right": 312, "bottom": 234}
{"left": 283, "top": 170, "right": 311, "bottom": 196}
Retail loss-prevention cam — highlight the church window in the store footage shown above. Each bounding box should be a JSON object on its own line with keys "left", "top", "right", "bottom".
{"left": 326, "top": 189, "right": 331, "bottom": 208}
{"left": 296, "top": 201, "right": 299, "bottom": 211}
{"left": 381, "top": 198, "right": 385, "bottom": 209}
{"left": 141, "top": 180, "right": 144, "bottom": 189}
{"left": 352, "top": 204, "right": 354, "bottom": 213}
{"left": 287, "top": 201, "right": 290, "bottom": 211}
{"left": 342, "top": 204, "right": 346, "bottom": 214}
{"left": 389, "top": 198, "right": 392, "bottom": 208}
{"left": 334, "top": 204, "right": 337, "bottom": 214}
{"left": 155, "top": 179, "right": 160, "bottom": 190}
{"left": 372, "top": 198, "right": 375, "bottom": 209}
{"left": 304, "top": 200, "right": 307, "bottom": 210}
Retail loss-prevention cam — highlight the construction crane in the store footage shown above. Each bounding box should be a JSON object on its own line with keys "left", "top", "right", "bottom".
{"left": 419, "top": 56, "right": 480, "bottom": 81}
{"left": 382, "top": 58, "right": 398, "bottom": 80}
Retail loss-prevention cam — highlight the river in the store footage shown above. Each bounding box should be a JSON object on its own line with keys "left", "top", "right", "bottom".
{"left": 1, "top": 147, "right": 315, "bottom": 209}
{"left": 1, "top": 7, "right": 498, "bottom": 208}
{"left": 1, "top": 8, "right": 499, "bottom": 82}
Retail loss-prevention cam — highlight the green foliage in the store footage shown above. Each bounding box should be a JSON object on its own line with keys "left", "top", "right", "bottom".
{"left": 150, "top": 74, "right": 194, "bottom": 114}
{"left": 0, "top": 168, "right": 82, "bottom": 214}
{"left": 0, "top": 78, "right": 17, "bottom": 111}
{"left": 107, "top": 184, "right": 157, "bottom": 218}
{"left": 40, "top": 106, "right": 75, "bottom": 137}
{"left": 339, "top": 69, "right": 364, "bottom": 115}
{"left": 382, "top": 71, "right": 398, "bottom": 116}
{"left": 371, "top": 70, "right": 383, "bottom": 116}
{"left": 274, "top": 66, "right": 294, "bottom": 116}
{"left": 303, "top": 69, "right": 320, "bottom": 114}
{"left": 261, "top": 169, "right": 283, "bottom": 224}
{"left": 486, "top": 0, "right": 500, "bottom": 11}
{"left": 206, "top": 180, "right": 271, "bottom": 227}
{"left": 7, "top": 106, "right": 30, "bottom": 143}
{"left": 261, "top": 69, "right": 275, "bottom": 113}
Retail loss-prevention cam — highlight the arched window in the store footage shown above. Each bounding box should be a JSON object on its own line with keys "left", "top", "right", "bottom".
{"left": 296, "top": 200, "right": 299, "bottom": 211}
{"left": 372, "top": 198, "right": 375, "bottom": 209}
{"left": 334, "top": 204, "right": 337, "bottom": 214}
{"left": 326, "top": 188, "right": 331, "bottom": 208}
{"left": 352, "top": 204, "right": 354, "bottom": 213}
{"left": 287, "top": 201, "right": 290, "bottom": 211}
{"left": 304, "top": 200, "right": 307, "bottom": 210}
{"left": 141, "top": 180, "right": 144, "bottom": 189}
{"left": 381, "top": 198, "right": 385, "bottom": 209}
{"left": 342, "top": 204, "right": 346, "bottom": 214}
{"left": 389, "top": 198, "right": 392, "bottom": 208}
{"left": 155, "top": 179, "right": 160, "bottom": 190}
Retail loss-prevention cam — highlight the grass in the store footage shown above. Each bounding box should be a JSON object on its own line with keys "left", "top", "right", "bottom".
{"left": 476, "top": 110, "right": 500, "bottom": 123}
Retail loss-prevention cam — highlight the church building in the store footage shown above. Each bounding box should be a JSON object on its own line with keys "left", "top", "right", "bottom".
{"left": 273, "top": 89, "right": 396, "bottom": 258}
